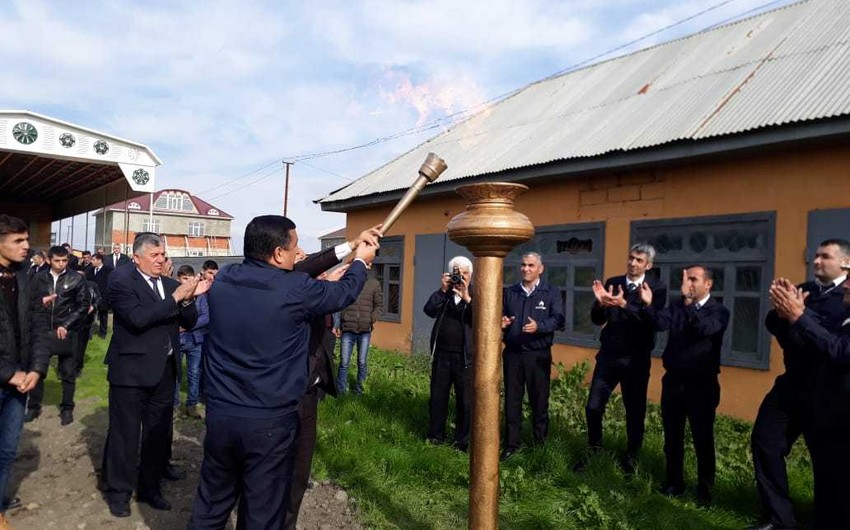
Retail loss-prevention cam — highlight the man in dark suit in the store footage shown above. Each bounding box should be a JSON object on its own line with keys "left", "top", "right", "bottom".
{"left": 188, "top": 215, "right": 376, "bottom": 530}
{"left": 101, "top": 232, "right": 208, "bottom": 518}
{"left": 29, "top": 250, "right": 48, "bottom": 275}
{"left": 284, "top": 225, "right": 382, "bottom": 530}
{"left": 109, "top": 244, "right": 132, "bottom": 269}
{"left": 748, "top": 239, "right": 850, "bottom": 530}
{"left": 86, "top": 253, "right": 112, "bottom": 338}
{"left": 576, "top": 243, "right": 667, "bottom": 473}
{"left": 641, "top": 266, "right": 730, "bottom": 506}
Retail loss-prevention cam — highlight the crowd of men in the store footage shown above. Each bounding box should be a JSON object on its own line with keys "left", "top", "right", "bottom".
{"left": 1, "top": 209, "right": 848, "bottom": 529}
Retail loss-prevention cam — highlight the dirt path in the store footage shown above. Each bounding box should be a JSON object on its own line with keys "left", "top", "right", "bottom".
{"left": 5, "top": 399, "right": 362, "bottom": 530}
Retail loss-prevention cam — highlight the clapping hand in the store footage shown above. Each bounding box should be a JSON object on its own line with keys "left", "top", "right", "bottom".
{"left": 639, "top": 282, "right": 654, "bottom": 306}
{"left": 592, "top": 280, "right": 626, "bottom": 308}
{"left": 769, "top": 277, "right": 807, "bottom": 323}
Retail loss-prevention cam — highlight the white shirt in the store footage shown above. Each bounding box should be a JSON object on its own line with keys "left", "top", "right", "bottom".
{"left": 521, "top": 278, "right": 540, "bottom": 297}
{"left": 819, "top": 274, "right": 847, "bottom": 294}
{"left": 136, "top": 269, "right": 165, "bottom": 300}
{"left": 693, "top": 293, "right": 711, "bottom": 310}
{"left": 112, "top": 254, "right": 120, "bottom": 268}
{"left": 626, "top": 274, "right": 645, "bottom": 291}
{"left": 49, "top": 269, "right": 65, "bottom": 291}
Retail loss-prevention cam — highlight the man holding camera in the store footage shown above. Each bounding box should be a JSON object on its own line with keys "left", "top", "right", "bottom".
{"left": 424, "top": 256, "right": 473, "bottom": 451}
{"left": 501, "top": 252, "right": 565, "bottom": 460}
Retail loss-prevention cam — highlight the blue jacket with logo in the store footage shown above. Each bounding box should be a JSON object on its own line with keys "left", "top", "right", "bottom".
{"left": 502, "top": 280, "right": 565, "bottom": 352}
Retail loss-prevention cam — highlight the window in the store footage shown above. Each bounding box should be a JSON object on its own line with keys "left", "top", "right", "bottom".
{"left": 188, "top": 221, "right": 206, "bottom": 237}
{"left": 503, "top": 223, "right": 605, "bottom": 347}
{"left": 143, "top": 219, "right": 161, "bottom": 233}
{"left": 127, "top": 202, "right": 141, "bottom": 210}
{"left": 155, "top": 191, "right": 194, "bottom": 212}
{"left": 632, "top": 212, "right": 775, "bottom": 369}
{"left": 373, "top": 236, "right": 403, "bottom": 322}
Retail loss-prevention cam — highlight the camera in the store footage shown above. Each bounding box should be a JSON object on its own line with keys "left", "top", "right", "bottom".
{"left": 450, "top": 266, "right": 463, "bottom": 286}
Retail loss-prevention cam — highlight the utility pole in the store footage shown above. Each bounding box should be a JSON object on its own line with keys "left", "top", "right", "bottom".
{"left": 283, "top": 161, "right": 293, "bottom": 217}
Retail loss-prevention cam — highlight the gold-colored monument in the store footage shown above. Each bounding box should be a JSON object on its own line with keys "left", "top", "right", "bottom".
{"left": 447, "top": 182, "right": 534, "bottom": 530}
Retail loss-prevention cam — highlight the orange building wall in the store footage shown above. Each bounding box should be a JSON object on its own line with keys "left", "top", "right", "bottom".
{"left": 342, "top": 143, "right": 850, "bottom": 420}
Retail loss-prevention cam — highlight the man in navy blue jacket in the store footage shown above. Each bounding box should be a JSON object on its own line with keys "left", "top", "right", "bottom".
{"left": 500, "top": 252, "right": 565, "bottom": 460}
{"left": 188, "top": 215, "right": 376, "bottom": 530}
{"left": 640, "top": 265, "right": 730, "bottom": 506}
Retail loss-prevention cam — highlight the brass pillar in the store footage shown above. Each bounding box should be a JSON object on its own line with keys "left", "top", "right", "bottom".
{"left": 446, "top": 183, "right": 534, "bottom": 530}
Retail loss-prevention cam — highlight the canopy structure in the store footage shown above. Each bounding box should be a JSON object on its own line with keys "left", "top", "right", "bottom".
{"left": 0, "top": 110, "right": 162, "bottom": 245}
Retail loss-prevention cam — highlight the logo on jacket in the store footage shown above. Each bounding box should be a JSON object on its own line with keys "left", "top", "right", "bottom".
{"left": 536, "top": 300, "right": 546, "bottom": 310}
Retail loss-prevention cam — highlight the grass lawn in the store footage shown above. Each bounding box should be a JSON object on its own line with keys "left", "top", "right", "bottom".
{"left": 39, "top": 339, "right": 815, "bottom": 529}
{"left": 314, "top": 349, "right": 815, "bottom": 529}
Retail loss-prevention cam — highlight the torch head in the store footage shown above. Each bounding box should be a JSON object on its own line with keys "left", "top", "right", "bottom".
{"left": 418, "top": 153, "right": 448, "bottom": 183}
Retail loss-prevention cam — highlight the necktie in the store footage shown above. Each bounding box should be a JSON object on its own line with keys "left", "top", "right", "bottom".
{"left": 149, "top": 277, "right": 162, "bottom": 300}
{"left": 114, "top": 255, "right": 118, "bottom": 268}
{"left": 627, "top": 283, "right": 638, "bottom": 293}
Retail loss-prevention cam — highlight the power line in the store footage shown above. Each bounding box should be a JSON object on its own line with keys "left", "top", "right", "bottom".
{"left": 195, "top": 159, "right": 281, "bottom": 198}
{"left": 205, "top": 165, "right": 284, "bottom": 202}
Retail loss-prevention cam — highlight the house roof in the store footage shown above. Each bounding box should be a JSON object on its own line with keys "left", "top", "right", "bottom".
{"left": 319, "top": 227, "right": 347, "bottom": 240}
{"left": 98, "top": 189, "right": 234, "bottom": 220}
{"left": 319, "top": 0, "right": 850, "bottom": 211}
{"left": 0, "top": 110, "right": 162, "bottom": 218}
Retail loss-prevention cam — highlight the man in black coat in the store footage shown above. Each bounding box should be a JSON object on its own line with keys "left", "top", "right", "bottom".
{"left": 748, "top": 239, "right": 850, "bottom": 530}
{"left": 0, "top": 215, "right": 48, "bottom": 527}
{"left": 108, "top": 244, "right": 132, "bottom": 269}
{"left": 86, "top": 253, "right": 112, "bottom": 338}
{"left": 576, "top": 243, "right": 666, "bottom": 473}
{"left": 641, "top": 265, "right": 730, "bottom": 505}
{"left": 25, "top": 245, "right": 89, "bottom": 425}
{"left": 284, "top": 225, "right": 382, "bottom": 530}
{"left": 423, "top": 256, "right": 473, "bottom": 451}
{"left": 101, "top": 233, "right": 207, "bottom": 518}
{"left": 500, "top": 252, "right": 565, "bottom": 460}
{"left": 189, "top": 216, "right": 376, "bottom": 530}
{"left": 640, "top": 265, "right": 729, "bottom": 505}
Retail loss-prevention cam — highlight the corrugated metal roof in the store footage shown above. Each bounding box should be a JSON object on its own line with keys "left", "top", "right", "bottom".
{"left": 320, "top": 0, "right": 850, "bottom": 206}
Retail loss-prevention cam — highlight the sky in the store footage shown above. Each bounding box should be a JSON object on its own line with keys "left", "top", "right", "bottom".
{"left": 0, "top": 0, "right": 797, "bottom": 252}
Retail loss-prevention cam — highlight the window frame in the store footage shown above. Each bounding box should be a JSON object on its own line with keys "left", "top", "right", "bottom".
{"left": 142, "top": 218, "right": 161, "bottom": 233}
{"left": 503, "top": 222, "right": 605, "bottom": 348}
{"left": 373, "top": 235, "right": 404, "bottom": 323}
{"left": 188, "top": 221, "right": 206, "bottom": 237}
{"left": 631, "top": 211, "right": 776, "bottom": 370}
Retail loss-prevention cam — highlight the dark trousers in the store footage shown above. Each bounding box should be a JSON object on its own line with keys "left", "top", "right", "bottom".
{"left": 808, "top": 426, "right": 850, "bottom": 529}
{"left": 189, "top": 409, "right": 300, "bottom": 530}
{"left": 75, "top": 321, "right": 93, "bottom": 373}
{"left": 503, "top": 348, "right": 552, "bottom": 451}
{"left": 284, "top": 388, "right": 319, "bottom": 530}
{"left": 427, "top": 349, "right": 471, "bottom": 445}
{"left": 102, "top": 359, "right": 175, "bottom": 501}
{"left": 585, "top": 356, "right": 650, "bottom": 457}
{"left": 97, "top": 308, "right": 109, "bottom": 337}
{"left": 660, "top": 372, "right": 719, "bottom": 491}
{"left": 28, "top": 342, "right": 78, "bottom": 413}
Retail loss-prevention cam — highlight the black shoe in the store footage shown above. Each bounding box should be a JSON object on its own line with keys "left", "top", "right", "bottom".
{"left": 696, "top": 486, "right": 712, "bottom": 507}
{"left": 60, "top": 410, "right": 74, "bottom": 426}
{"left": 454, "top": 441, "right": 469, "bottom": 453}
{"left": 745, "top": 524, "right": 795, "bottom": 530}
{"left": 500, "top": 448, "right": 518, "bottom": 461}
{"left": 162, "top": 463, "right": 185, "bottom": 481}
{"left": 618, "top": 454, "right": 637, "bottom": 475}
{"left": 2, "top": 496, "right": 21, "bottom": 510}
{"left": 137, "top": 494, "right": 172, "bottom": 511}
{"left": 659, "top": 483, "right": 685, "bottom": 497}
{"left": 107, "top": 499, "right": 131, "bottom": 517}
{"left": 572, "top": 447, "right": 600, "bottom": 473}
{"left": 23, "top": 409, "right": 40, "bottom": 423}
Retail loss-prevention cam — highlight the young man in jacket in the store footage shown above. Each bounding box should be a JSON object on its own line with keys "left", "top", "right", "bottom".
{"left": 336, "top": 268, "right": 383, "bottom": 394}
{"left": 25, "top": 245, "right": 88, "bottom": 426}
{"left": 423, "top": 256, "right": 473, "bottom": 451}
{"left": 175, "top": 265, "right": 209, "bottom": 419}
{"left": 576, "top": 243, "right": 667, "bottom": 473}
{"left": 640, "top": 266, "right": 730, "bottom": 506}
{"left": 0, "top": 215, "right": 47, "bottom": 529}
{"left": 500, "top": 252, "right": 565, "bottom": 460}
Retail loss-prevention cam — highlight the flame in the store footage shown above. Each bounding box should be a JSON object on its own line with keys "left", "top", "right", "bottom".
{"left": 381, "top": 69, "right": 491, "bottom": 129}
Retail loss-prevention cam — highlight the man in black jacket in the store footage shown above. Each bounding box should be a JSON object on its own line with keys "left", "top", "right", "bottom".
{"left": 25, "top": 245, "right": 89, "bottom": 426}
{"left": 102, "top": 233, "right": 207, "bottom": 518}
{"left": 640, "top": 265, "right": 730, "bottom": 506}
{"left": 423, "top": 256, "right": 473, "bottom": 451}
{"left": 284, "top": 225, "right": 381, "bottom": 530}
{"left": 576, "top": 243, "right": 666, "bottom": 473}
{"left": 748, "top": 239, "right": 850, "bottom": 530}
{"left": 108, "top": 244, "right": 131, "bottom": 269}
{"left": 86, "top": 253, "right": 112, "bottom": 338}
{"left": 0, "top": 215, "right": 47, "bottom": 528}
{"left": 767, "top": 269, "right": 850, "bottom": 529}
{"left": 500, "top": 252, "right": 565, "bottom": 460}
